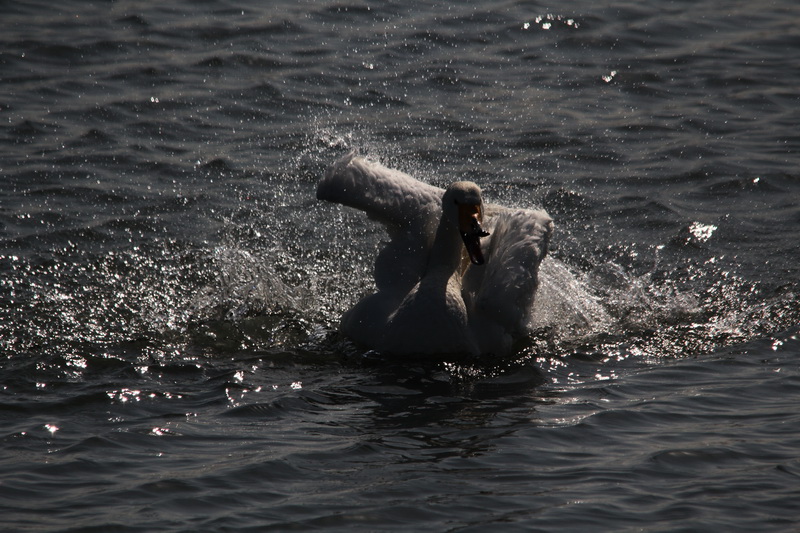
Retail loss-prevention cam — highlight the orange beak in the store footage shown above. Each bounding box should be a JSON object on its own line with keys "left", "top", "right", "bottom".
{"left": 457, "top": 203, "right": 490, "bottom": 265}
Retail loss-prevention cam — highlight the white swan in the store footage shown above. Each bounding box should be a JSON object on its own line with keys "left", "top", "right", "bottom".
{"left": 317, "top": 151, "right": 553, "bottom": 357}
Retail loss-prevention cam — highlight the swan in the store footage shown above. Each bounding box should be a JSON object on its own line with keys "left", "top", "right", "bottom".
{"left": 317, "top": 151, "right": 553, "bottom": 357}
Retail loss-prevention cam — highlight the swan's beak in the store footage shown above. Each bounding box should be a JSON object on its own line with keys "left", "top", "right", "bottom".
{"left": 458, "top": 204, "right": 490, "bottom": 265}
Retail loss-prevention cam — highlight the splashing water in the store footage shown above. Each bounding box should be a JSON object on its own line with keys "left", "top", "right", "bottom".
{"left": 196, "top": 125, "right": 798, "bottom": 368}
{"left": 3, "top": 120, "right": 797, "bottom": 380}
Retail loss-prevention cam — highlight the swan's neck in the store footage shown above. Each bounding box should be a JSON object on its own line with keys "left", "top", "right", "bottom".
{"left": 426, "top": 214, "right": 464, "bottom": 280}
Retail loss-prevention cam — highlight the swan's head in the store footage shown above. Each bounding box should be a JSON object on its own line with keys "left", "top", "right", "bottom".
{"left": 443, "top": 181, "right": 490, "bottom": 266}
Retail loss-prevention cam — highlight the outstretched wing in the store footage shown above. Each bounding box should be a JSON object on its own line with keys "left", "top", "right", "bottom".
{"left": 463, "top": 205, "right": 553, "bottom": 335}
{"left": 317, "top": 151, "right": 444, "bottom": 293}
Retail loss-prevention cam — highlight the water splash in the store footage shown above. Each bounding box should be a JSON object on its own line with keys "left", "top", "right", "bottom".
{"left": 4, "top": 121, "right": 796, "bottom": 383}
{"left": 192, "top": 246, "right": 306, "bottom": 322}
{"left": 531, "top": 257, "right": 612, "bottom": 336}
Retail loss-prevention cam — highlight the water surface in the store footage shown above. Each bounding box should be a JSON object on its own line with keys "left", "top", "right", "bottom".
{"left": 2, "top": 1, "right": 799, "bottom": 531}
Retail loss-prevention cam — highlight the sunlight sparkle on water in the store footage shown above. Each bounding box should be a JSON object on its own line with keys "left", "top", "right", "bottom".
{"left": 108, "top": 389, "right": 142, "bottom": 402}
{"left": 689, "top": 222, "right": 717, "bottom": 242}
{"left": 525, "top": 14, "right": 579, "bottom": 31}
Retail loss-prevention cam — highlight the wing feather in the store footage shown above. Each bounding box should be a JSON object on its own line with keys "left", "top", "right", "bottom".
{"left": 464, "top": 206, "right": 553, "bottom": 335}
{"left": 317, "top": 151, "right": 444, "bottom": 292}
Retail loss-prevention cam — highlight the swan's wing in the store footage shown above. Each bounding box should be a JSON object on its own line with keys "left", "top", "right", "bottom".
{"left": 464, "top": 205, "right": 554, "bottom": 335}
{"left": 317, "top": 152, "right": 444, "bottom": 292}
{"left": 317, "top": 151, "right": 443, "bottom": 227}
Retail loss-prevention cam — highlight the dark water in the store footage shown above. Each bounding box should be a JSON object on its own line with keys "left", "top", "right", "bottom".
{"left": 2, "top": 1, "right": 800, "bottom": 531}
